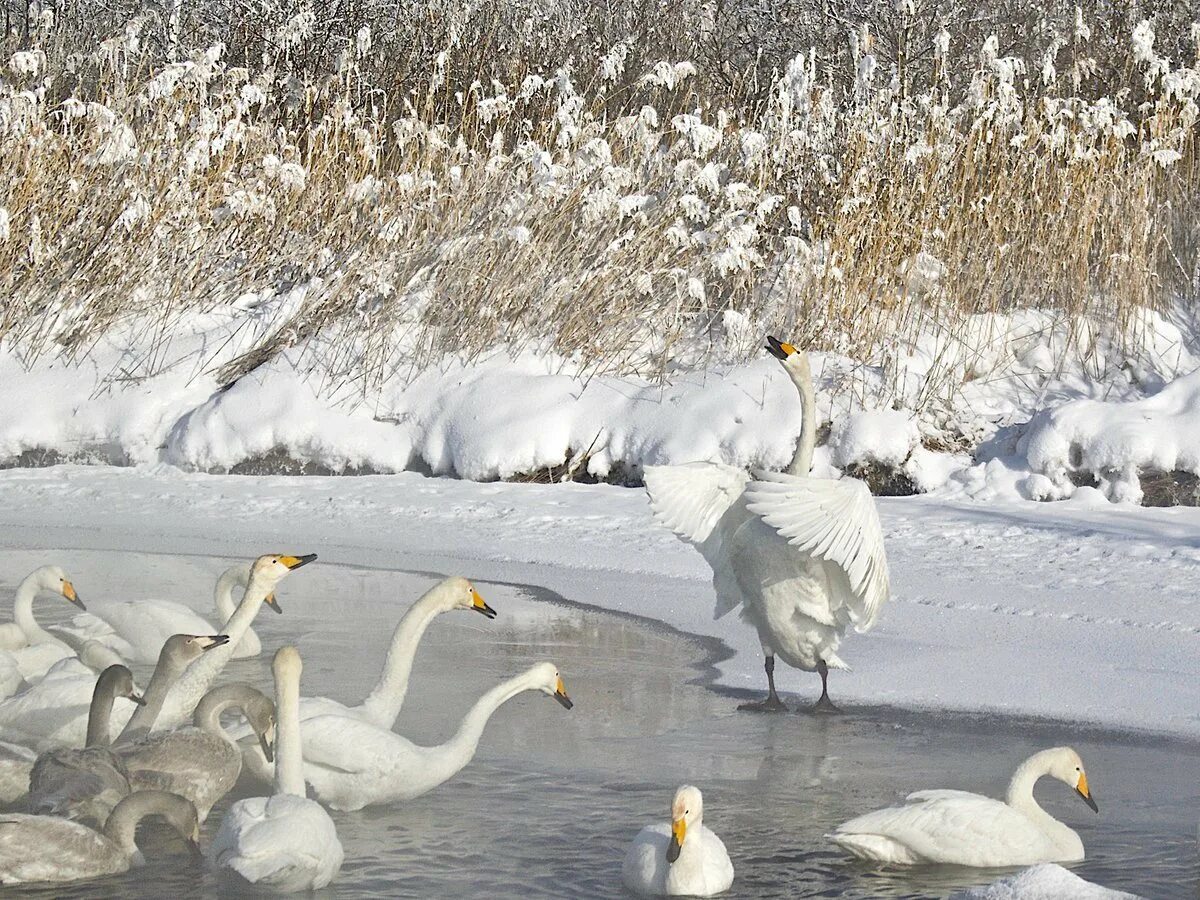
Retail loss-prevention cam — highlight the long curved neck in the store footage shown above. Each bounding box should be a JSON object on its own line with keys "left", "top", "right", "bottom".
{"left": 274, "top": 664, "right": 305, "bottom": 797}
{"left": 785, "top": 353, "right": 817, "bottom": 476}
{"left": 13, "top": 574, "right": 51, "bottom": 643}
{"left": 213, "top": 568, "right": 244, "bottom": 621}
{"left": 431, "top": 672, "right": 534, "bottom": 783}
{"left": 358, "top": 593, "right": 447, "bottom": 726}
{"left": 86, "top": 682, "right": 119, "bottom": 748}
{"left": 102, "top": 793, "right": 168, "bottom": 857}
{"left": 1005, "top": 752, "right": 1058, "bottom": 826}
{"left": 158, "top": 577, "right": 272, "bottom": 728}
{"left": 116, "top": 653, "right": 188, "bottom": 744}
{"left": 195, "top": 683, "right": 263, "bottom": 744}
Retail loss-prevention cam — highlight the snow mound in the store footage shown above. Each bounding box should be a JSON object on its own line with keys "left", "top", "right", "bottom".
{"left": 950, "top": 864, "right": 1141, "bottom": 899}
{"left": 829, "top": 409, "right": 919, "bottom": 469}
{"left": 1023, "top": 369, "right": 1200, "bottom": 504}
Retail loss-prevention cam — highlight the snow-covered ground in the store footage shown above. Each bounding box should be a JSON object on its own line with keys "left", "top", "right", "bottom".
{"left": 2, "top": 463, "right": 1198, "bottom": 739}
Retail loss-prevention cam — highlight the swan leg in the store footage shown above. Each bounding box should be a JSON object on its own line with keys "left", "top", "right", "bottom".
{"left": 738, "top": 655, "right": 788, "bottom": 713}
{"left": 809, "top": 659, "right": 841, "bottom": 714}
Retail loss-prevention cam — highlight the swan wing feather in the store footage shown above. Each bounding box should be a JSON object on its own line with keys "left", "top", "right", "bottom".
{"left": 745, "top": 471, "right": 890, "bottom": 630}
{"left": 299, "top": 716, "right": 400, "bottom": 775}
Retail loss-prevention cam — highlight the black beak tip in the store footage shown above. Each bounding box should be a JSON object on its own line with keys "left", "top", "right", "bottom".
{"left": 267, "top": 598, "right": 284, "bottom": 614}
{"left": 260, "top": 739, "right": 275, "bottom": 763}
{"left": 130, "top": 694, "right": 146, "bottom": 706}
{"left": 666, "top": 837, "right": 681, "bottom": 863}
{"left": 476, "top": 603, "right": 498, "bottom": 619}
{"left": 208, "top": 635, "right": 231, "bottom": 648}
{"left": 73, "top": 597, "right": 87, "bottom": 611}
{"left": 289, "top": 553, "right": 317, "bottom": 570}
{"left": 555, "top": 692, "right": 574, "bottom": 710}
{"left": 1079, "top": 790, "right": 1099, "bottom": 813}
{"left": 765, "top": 335, "right": 788, "bottom": 360}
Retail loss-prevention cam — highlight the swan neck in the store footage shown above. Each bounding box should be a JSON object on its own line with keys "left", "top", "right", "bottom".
{"left": 13, "top": 574, "right": 50, "bottom": 643}
{"left": 440, "top": 672, "right": 533, "bottom": 774}
{"left": 1005, "top": 755, "right": 1052, "bottom": 818}
{"left": 213, "top": 568, "right": 243, "bottom": 620}
{"left": 359, "top": 593, "right": 444, "bottom": 725}
{"left": 115, "top": 651, "right": 188, "bottom": 743}
{"left": 194, "top": 683, "right": 260, "bottom": 743}
{"left": 785, "top": 355, "right": 816, "bottom": 476}
{"left": 103, "top": 793, "right": 155, "bottom": 857}
{"left": 274, "top": 663, "right": 305, "bottom": 797}
{"left": 86, "top": 679, "right": 119, "bottom": 748}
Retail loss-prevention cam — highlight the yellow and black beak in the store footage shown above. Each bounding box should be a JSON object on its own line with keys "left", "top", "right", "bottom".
{"left": 1076, "top": 772, "right": 1098, "bottom": 813}
{"left": 472, "top": 589, "right": 497, "bottom": 619}
{"left": 264, "top": 592, "right": 283, "bottom": 614}
{"left": 62, "top": 581, "right": 85, "bottom": 611}
{"left": 667, "top": 818, "right": 686, "bottom": 863}
{"left": 554, "top": 676, "right": 573, "bottom": 710}
{"left": 201, "top": 635, "right": 230, "bottom": 651}
{"left": 765, "top": 335, "right": 797, "bottom": 361}
{"left": 279, "top": 554, "right": 317, "bottom": 571}
{"left": 258, "top": 722, "right": 276, "bottom": 763}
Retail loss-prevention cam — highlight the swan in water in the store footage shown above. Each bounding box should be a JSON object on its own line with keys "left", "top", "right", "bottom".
{"left": 56, "top": 565, "right": 276, "bottom": 663}
{"left": 643, "top": 336, "right": 889, "bottom": 712}
{"left": 829, "top": 746, "right": 1099, "bottom": 867}
{"left": 0, "top": 789, "right": 200, "bottom": 885}
{"left": 251, "top": 661, "right": 573, "bottom": 810}
{"left": 154, "top": 553, "right": 315, "bottom": 730}
{"left": 623, "top": 785, "right": 734, "bottom": 897}
{"left": 208, "top": 646, "right": 342, "bottom": 893}
{"left": 28, "top": 635, "right": 228, "bottom": 824}
{"left": 0, "top": 567, "right": 87, "bottom": 683}
{"left": 118, "top": 683, "right": 275, "bottom": 822}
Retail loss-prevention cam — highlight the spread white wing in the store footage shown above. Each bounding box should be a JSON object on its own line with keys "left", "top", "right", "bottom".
{"left": 744, "top": 471, "right": 889, "bottom": 631}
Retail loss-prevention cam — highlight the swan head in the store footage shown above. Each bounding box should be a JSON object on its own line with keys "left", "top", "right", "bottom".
{"left": 666, "top": 785, "right": 704, "bottom": 863}
{"left": 98, "top": 664, "right": 145, "bottom": 706}
{"left": 437, "top": 576, "right": 496, "bottom": 619}
{"left": 765, "top": 335, "right": 811, "bottom": 376}
{"left": 31, "top": 565, "right": 85, "bottom": 610}
{"left": 272, "top": 644, "right": 302, "bottom": 680}
{"left": 222, "top": 564, "right": 281, "bottom": 613}
{"left": 529, "top": 661, "right": 572, "bottom": 709}
{"left": 249, "top": 553, "right": 317, "bottom": 589}
{"left": 245, "top": 693, "right": 277, "bottom": 763}
{"left": 160, "top": 633, "right": 230, "bottom": 667}
{"left": 1046, "top": 746, "right": 1098, "bottom": 813}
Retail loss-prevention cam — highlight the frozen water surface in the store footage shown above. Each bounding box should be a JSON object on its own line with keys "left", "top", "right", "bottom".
{"left": 0, "top": 549, "right": 1195, "bottom": 898}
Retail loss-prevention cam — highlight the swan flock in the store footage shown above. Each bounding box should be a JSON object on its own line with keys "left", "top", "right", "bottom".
{"left": 0, "top": 333, "right": 1130, "bottom": 895}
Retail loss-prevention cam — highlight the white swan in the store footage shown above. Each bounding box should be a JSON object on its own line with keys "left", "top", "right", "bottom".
{"left": 623, "top": 785, "right": 734, "bottom": 897}
{"left": 119, "top": 683, "right": 275, "bottom": 822}
{"left": 154, "top": 553, "right": 315, "bottom": 730}
{"left": 0, "top": 567, "right": 86, "bottom": 683}
{"left": 0, "top": 789, "right": 200, "bottom": 885}
{"left": 252, "top": 661, "right": 573, "bottom": 811}
{"left": 55, "top": 565, "right": 275, "bottom": 664}
{"left": 829, "top": 746, "right": 1099, "bottom": 867}
{"left": 208, "top": 646, "right": 343, "bottom": 893}
{"left": 643, "top": 336, "right": 889, "bottom": 711}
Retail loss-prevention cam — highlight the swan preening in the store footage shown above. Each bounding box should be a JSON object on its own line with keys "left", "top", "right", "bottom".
{"left": 622, "top": 786, "right": 734, "bottom": 897}
{"left": 644, "top": 336, "right": 890, "bottom": 711}
{"left": 829, "top": 747, "right": 1099, "bottom": 867}
{"left": 208, "top": 646, "right": 343, "bottom": 893}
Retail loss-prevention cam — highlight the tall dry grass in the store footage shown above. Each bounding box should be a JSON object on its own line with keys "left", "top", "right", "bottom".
{"left": 0, "top": 5, "right": 1196, "bottom": 411}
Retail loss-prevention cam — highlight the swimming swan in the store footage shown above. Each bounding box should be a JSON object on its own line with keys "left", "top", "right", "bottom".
{"left": 0, "top": 789, "right": 200, "bottom": 885}
{"left": 643, "top": 336, "right": 889, "bottom": 711}
{"left": 623, "top": 785, "right": 734, "bottom": 897}
{"left": 829, "top": 746, "right": 1099, "bottom": 867}
{"left": 0, "top": 567, "right": 86, "bottom": 682}
{"left": 259, "top": 661, "right": 573, "bottom": 811}
{"left": 55, "top": 565, "right": 275, "bottom": 663}
{"left": 119, "top": 683, "right": 275, "bottom": 822}
{"left": 208, "top": 646, "right": 343, "bottom": 893}
{"left": 155, "top": 553, "right": 315, "bottom": 730}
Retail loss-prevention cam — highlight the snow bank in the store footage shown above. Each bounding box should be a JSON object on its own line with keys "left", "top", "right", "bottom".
{"left": 829, "top": 409, "right": 919, "bottom": 469}
{"left": 951, "top": 864, "right": 1140, "bottom": 899}
{"left": 1023, "top": 369, "right": 1200, "bottom": 504}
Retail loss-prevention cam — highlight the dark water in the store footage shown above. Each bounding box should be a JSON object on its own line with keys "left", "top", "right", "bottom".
{"left": 0, "top": 552, "right": 1197, "bottom": 898}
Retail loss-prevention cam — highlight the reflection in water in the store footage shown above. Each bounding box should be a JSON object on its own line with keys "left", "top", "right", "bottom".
{"left": 0, "top": 551, "right": 1196, "bottom": 898}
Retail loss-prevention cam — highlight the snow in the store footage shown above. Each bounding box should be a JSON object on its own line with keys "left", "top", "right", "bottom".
{"left": 829, "top": 409, "right": 919, "bottom": 469}
{"left": 951, "top": 864, "right": 1140, "bottom": 899}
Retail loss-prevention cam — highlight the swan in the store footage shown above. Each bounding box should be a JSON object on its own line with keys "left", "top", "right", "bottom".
{"left": 643, "top": 336, "right": 889, "bottom": 712}
{"left": 153, "top": 553, "right": 315, "bottom": 730}
{"left": 27, "top": 635, "right": 228, "bottom": 824}
{"left": 829, "top": 746, "right": 1099, "bottom": 867}
{"left": 118, "top": 683, "right": 275, "bottom": 822}
{"left": 0, "top": 789, "right": 200, "bottom": 885}
{"left": 0, "top": 567, "right": 87, "bottom": 682}
{"left": 254, "top": 661, "right": 573, "bottom": 811}
{"left": 55, "top": 564, "right": 276, "bottom": 664}
{"left": 623, "top": 785, "right": 734, "bottom": 897}
{"left": 208, "top": 646, "right": 343, "bottom": 893}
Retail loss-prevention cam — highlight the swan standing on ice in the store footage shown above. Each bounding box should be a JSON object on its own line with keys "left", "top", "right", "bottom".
{"left": 829, "top": 747, "right": 1099, "bottom": 867}
{"left": 644, "top": 336, "right": 889, "bottom": 712}
{"left": 119, "top": 683, "right": 275, "bottom": 822}
{"left": 0, "top": 566, "right": 87, "bottom": 682}
{"left": 256, "top": 661, "right": 573, "bottom": 810}
{"left": 623, "top": 785, "right": 734, "bottom": 897}
{"left": 56, "top": 565, "right": 275, "bottom": 663}
{"left": 208, "top": 646, "right": 343, "bottom": 893}
{"left": 0, "top": 789, "right": 200, "bottom": 885}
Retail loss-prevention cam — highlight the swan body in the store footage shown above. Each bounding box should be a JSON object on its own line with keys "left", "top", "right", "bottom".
{"left": 643, "top": 337, "right": 889, "bottom": 709}
{"left": 120, "top": 683, "right": 275, "bottom": 821}
{"left": 0, "top": 789, "right": 200, "bottom": 885}
{"left": 0, "top": 660, "right": 140, "bottom": 752}
{"left": 830, "top": 747, "right": 1099, "bottom": 867}
{"left": 249, "top": 661, "right": 574, "bottom": 810}
{"left": 623, "top": 786, "right": 733, "bottom": 897}
{"left": 209, "top": 646, "right": 342, "bottom": 893}
{"left": 0, "top": 742, "right": 35, "bottom": 805}
{"left": 56, "top": 565, "right": 271, "bottom": 664}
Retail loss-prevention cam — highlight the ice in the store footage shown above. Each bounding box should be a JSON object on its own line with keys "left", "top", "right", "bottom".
{"left": 952, "top": 864, "right": 1140, "bottom": 899}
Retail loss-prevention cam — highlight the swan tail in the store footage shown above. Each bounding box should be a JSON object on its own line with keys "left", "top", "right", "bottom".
{"left": 824, "top": 653, "right": 850, "bottom": 671}
{"left": 827, "top": 832, "right": 919, "bottom": 865}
